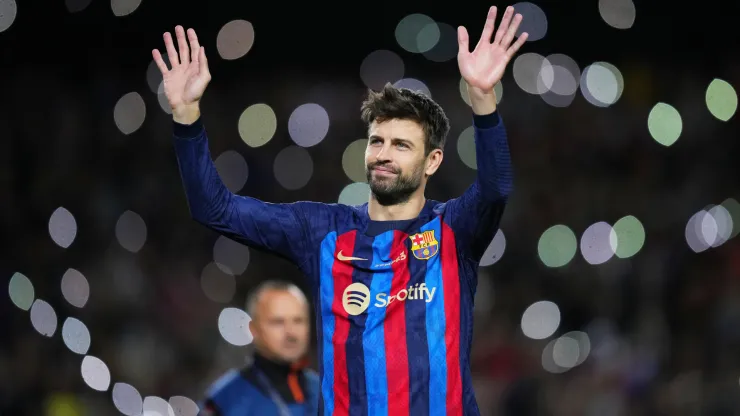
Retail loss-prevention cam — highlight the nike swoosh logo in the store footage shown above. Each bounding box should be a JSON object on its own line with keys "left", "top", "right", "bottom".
{"left": 337, "top": 250, "right": 367, "bottom": 262}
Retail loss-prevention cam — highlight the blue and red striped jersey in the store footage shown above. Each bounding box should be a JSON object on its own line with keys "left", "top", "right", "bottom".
{"left": 173, "top": 111, "right": 512, "bottom": 416}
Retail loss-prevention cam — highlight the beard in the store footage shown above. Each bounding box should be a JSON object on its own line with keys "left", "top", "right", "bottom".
{"left": 366, "top": 161, "right": 424, "bottom": 206}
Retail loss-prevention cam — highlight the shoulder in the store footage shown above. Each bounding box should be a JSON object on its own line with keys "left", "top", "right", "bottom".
{"left": 302, "top": 368, "right": 320, "bottom": 384}
{"left": 204, "top": 368, "right": 257, "bottom": 403}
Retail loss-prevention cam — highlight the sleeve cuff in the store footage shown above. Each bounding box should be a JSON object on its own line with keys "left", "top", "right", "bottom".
{"left": 173, "top": 117, "right": 204, "bottom": 139}
{"left": 473, "top": 111, "right": 500, "bottom": 129}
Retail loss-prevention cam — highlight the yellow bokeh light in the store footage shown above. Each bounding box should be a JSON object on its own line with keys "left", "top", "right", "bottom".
{"left": 342, "top": 139, "right": 368, "bottom": 183}
{"left": 238, "top": 104, "right": 277, "bottom": 148}
{"left": 705, "top": 78, "right": 737, "bottom": 122}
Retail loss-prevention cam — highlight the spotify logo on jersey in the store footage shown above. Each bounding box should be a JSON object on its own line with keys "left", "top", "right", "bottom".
{"left": 342, "top": 283, "right": 371, "bottom": 316}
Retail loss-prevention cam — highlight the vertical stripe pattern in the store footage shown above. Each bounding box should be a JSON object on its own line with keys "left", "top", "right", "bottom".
{"left": 385, "top": 231, "right": 410, "bottom": 415}
{"left": 420, "top": 218, "right": 447, "bottom": 415}
{"left": 318, "top": 216, "right": 466, "bottom": 416}
{"left": 441, "top": 221, "right": 463, "bottom": 415}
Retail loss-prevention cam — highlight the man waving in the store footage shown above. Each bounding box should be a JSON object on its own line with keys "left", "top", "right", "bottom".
{"left": 154, "top": 6, "right": 527, "bottom": 415}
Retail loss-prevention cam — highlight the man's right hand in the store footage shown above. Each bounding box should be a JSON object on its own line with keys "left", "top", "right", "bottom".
{"left": 152, "top": 26, "right": 211, "bottom": 125}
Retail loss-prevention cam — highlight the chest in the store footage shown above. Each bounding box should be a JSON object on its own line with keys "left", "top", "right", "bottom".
{"left": 317, "top": 225, "right": 459, "bottom": 326}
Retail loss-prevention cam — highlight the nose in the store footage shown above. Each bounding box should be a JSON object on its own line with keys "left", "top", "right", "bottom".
{"left": 373, "top": 142, "right": 392, "bottom": 162}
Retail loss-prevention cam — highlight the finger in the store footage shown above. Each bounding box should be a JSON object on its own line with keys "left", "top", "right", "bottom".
{"left": 500, "top": 13, "right": 523, "bottom": 48}
{"left": 187, "top": 28, "right": 200, "bottom": 63}
{"left": 477, "top": 6, "right": 497, "bottom": 47}
{"left": 506, "top": 32, "right": 529, "bottom": 58}
{"left": 493, "top": 6, "right": 515, "bottom": 45}
{"left": 198, "top": 46, "right": 210, "bottom": 80}
{"left": 457, "top": 26, "right": 470, "bottom": 54}
{"left": 152, "top": 49, "right": 169, "bottom": 74}
{"left": 164, "top": 32, "right": 179, "bottom": 66}
{"left": 175, "top": 25, "right": 190, "bottom": 65}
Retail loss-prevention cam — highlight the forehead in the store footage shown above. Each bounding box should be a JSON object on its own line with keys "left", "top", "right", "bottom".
{"left": 369, "top": 119, "right": 425, "bottom": 144}
{"left": 257, "top": 289, "right": 307, "bottom": 316}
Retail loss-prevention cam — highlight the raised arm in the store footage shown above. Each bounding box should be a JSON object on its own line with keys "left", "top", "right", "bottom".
{"left": 445, "top": 6, "right": 527, "bottom": 260}
{"left": 173, "top": 118, "right": 320, "bottom": 266}
{"left": 154, "top": 26, "right": 323, "bottom": 267}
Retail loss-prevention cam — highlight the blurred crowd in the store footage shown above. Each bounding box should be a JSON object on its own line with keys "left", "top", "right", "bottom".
{"left": 3, "top": 3, "right": 740, "bottom": 416}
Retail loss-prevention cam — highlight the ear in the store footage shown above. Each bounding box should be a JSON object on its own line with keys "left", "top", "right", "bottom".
{"left": 424, "top": 149, "right": 444, "bottom": 176}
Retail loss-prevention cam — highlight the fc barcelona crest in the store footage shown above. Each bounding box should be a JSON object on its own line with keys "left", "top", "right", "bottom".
{"left": 409, "top": 230, "right": 439, "bottom": 260}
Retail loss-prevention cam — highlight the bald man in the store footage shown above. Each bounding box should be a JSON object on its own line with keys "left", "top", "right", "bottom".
{"left": 200, "top": 281, "right": 319, "bottom": 416}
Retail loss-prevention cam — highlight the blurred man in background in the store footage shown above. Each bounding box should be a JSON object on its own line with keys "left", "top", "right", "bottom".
{"left": 199, "top": 281, "right": 319, "bottom": 416}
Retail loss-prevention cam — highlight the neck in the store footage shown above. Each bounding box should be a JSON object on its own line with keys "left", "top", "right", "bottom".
{"left": 367, "top": 189, "right": 426, "bottom": 221}
{"left": 253, "top": 351, "right": 303, "bottom": 376}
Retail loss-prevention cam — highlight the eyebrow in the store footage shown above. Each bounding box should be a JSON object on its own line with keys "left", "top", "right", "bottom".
{"left": 369, "top": 135, "right": 416, "bottom": 148}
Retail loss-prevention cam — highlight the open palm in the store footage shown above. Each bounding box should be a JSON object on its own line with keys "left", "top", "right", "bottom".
{"left": 152, "top": 26, "right": 211, "bottom": 111}
{"left": 458, "top": 6, "right": 528, "bottom": 92}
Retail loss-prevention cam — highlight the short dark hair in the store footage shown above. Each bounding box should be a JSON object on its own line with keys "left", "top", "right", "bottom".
{"left": 360, "top": 83, "right": 450, "bottom": 154}
{"left": 245, "top": 280, "right": 306, "bottom": 319}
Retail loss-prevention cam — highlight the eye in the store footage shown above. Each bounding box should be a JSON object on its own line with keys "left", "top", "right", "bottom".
{"left": 370, "top": 138, "right": 382, "bottom": 145}
{"left": 396, "top": 142, "right": 409, "bottom": 149}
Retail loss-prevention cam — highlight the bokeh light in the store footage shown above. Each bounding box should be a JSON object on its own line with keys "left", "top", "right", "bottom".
{"left": 112, "top": 383, "right": 144, "bottom": 416}
{"left": 288, "top": 103, "right": 330, "bottom": 148}
{"left": 201, "top": 262, "right": 236, "bottom": 303}
{"left": 114, "top": 92, "right": 146, "bottom": 135}
{"left": 541, "top": 331, "right": 591, "bottom": 374}
{"left": 394, "top": 78, "right": 431, "bottom": 97}
{"left": 342, "top": 139, "right": 368, "bottom": 183}
{"left": 66, "top": 0, "right": 92, "bottom": 13}
{"left": 580, "top": 221, "right": 617, "bottom": 265}
{"left": 81, "top": 356, "right": 111, "bottom": 391}
{"left": 157, "top": 82, "right": 172, "bottom": 114}
{"left": 513, "top": 53, "right": 552, "bottom": 95}
{"left": 521, "top": 300, "right": 560, "bottom": 340}
{"left": 143, "top": 396, "right": 174, "bottom": 416}
{"left": 338, "top": 182, "right": 370, "bottom": 206}
{"left": 705, "top": 78, "right": 737, "bottom": 121}
{"left": 581, "top": 62, "right": 623, "bottom": 107}
{"left": 218, "top": 307, "right": 253, "bottom": 346}
{"left": 538, "top": 225, "right": 577, "bottom": 267}
{"left": 360, "top": 50, "right": 405, "bottom": 91}
{"left": 30, "top": 299, "right": 58, "bottom": 337}
{"left": 686, "top": 205, "right": 734, "bottom": 252}
{"left": 540, "top": 53, "right": 580, "bottom": 107}
{"left": 721, "top": 198, "right": 740, "bottom": 238}
{"left": 457, "top": 126, "right": 477, "bottom": 170}
{"left": 49, "top": 207, "right": 78, "bottom": 249}
{"left": 213, "top": 235, "right": 250, "bottom": 276}
{"left": 479, "top": 230, "right": 506, "bottom": 267}
{"left": 273, "top": 146, "right": 313, "bottom": 190}
{"left": 395, "top": 14, "right": 437, "bottom": 53}
{"left": 216, "top": 20, "right": 255, "bottom": 60}
{"left": 611, "top": 215, "right": 645, "bottom": 258}
{"left": 111, "top": 0, "right": 141, "bottom": 17}
{"left": 598, "top": 0, "right": 636, "bottom": 29}
{"left": 422, "top": 23, "right": 457, "bottom": 62}
{"left": 648, "top": 102, "right": 682, "bottom": 146}
{"left": 9, "top": 272, "right": 34, "bottom": 311}
{"left": 513, "top": 2, "right": 548, "bottom": 41}
{"left": 169, "top": 396, "right": 200, "bottom": 416}
{"left": 147, "top": 55, "right": 169, "bottom": 94}
{"left": 0, "top": 0, "right": 17, "bottom": 33}
{"left": 61, "top": 268, "right": 90, "bottom": 308}
{"left": 62, "top": 317, "right": 91, "bottom": 355}
{"left": 215, "top": 150, "right": 249, "bottom": 193}
{"left": 238, "top": 103, "right": 277, "bottom": 148}
{"left": 115, "top": 210, "right": 148, "bottom": 253}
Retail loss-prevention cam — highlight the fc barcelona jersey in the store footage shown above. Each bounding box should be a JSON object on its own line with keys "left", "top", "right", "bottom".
{"left": 172, "top": 111, "right": 512, "bottom": 416}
